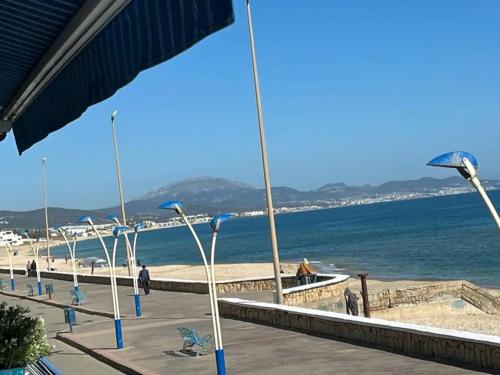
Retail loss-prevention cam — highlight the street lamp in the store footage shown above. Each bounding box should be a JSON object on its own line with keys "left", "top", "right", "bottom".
{"left": 132, "top": 222, "right": 144, "bottom": 317}
{"left": 427, "top": 151, "right": 500, "bottom": 229}
{"left": 244, "top": 0, "right": 284, "bottom": 304}
{"left": 41, "top": 157, "right": 51, "bottom": 270}
{"left": 24, "top": 232, "right": 43, "bottom": 295}
{"left": 80, "top": 216, "right": 126, "bottom": 349}
{"left": 108, "top": 215, "right": 142, "bottom": 317}
{"left": 110, "top": 111, "right": 132, "bottom": 275}
{"left": 58, "top": 228, "right": 80, "bottom": 293}
{"left": 159, "top": 201, "right": 232, "bottom": 375}
{"left": 208, "top": 213, "right": 235, "bottom": 374}
{"left": 2, "top": 243, "right": 15, "bottom": 291}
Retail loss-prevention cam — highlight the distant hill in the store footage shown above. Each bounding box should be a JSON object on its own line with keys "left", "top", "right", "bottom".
{"left": 2, "top": 176, "right": 500, "bottom": 229}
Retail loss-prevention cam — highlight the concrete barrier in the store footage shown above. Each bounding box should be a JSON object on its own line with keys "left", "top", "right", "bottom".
{"left": 279, "top": 274, "right": 349, "bottom": 311}
{"left": 0, "top": 267, "right": 26, "bottom": 276}
{"left": 219, "top": 297, "right": 500, "bottom": 370}
{"left": 365, "top": 281, "right": 500, "bottom": 316}
{"left": 27, "top": 269, "right": 300, "bottom": 294}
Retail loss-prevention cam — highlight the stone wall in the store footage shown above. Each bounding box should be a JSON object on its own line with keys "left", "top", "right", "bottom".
{"left": 30, "top": 269, "right": 298, "bottom": 295}
{"left": 215, "top": 276, "right": 297, "bottom": 294}
{"left": 366, "top": 281, "right": 463, "bottom": 312}
{"left": 0, "top": 267, "right": 25, "bottom": 276}
{"left": 460, "top": 283, "right": 500, "bottom": 315}
{"left": 281, "top": 275, "right": 349, "bottom": 312}
{"left": 365, "top": 281, "right": 500, "bottom": 316}
{"left": 219, "top": 297, "right": 500, "bottom": 370}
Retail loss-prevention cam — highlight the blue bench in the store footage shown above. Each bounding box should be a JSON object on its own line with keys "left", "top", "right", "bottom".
{"left": 177, "top": 327, "right": 212, "bottom": 356}
{"left": 70, "top": 289, "right": 87, "bottom": 305}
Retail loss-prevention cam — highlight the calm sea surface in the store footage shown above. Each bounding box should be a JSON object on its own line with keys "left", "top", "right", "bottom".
{"left": 52, "top": 190, "right": 500, "bottom": 287}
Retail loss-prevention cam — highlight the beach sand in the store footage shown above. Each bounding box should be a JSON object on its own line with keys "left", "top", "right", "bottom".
{"left": 1, "top": 245, "right": 298, "bottom": 280}
{"left": 3, "top": 248, "right": 500, "bottom": 336}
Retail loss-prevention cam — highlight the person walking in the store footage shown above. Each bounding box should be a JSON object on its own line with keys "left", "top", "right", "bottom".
{"left": 30, "top": 259, "right": 37, "bottom": 277}
{"left": 138, "top": 265, "right": 151, "bottom": 295}
{"left": 26, "top": 261, "right": 31, "bottom": 277}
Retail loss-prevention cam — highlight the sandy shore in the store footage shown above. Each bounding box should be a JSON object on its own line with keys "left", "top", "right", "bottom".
{"left": 1, "top": 245, "right": 300, "bottom": 280}
{"left": 4, "top": 247, "right": 500, "bottom": 337}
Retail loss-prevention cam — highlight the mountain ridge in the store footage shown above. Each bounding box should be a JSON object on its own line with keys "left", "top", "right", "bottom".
{"left": 1, "top": 176, "right": 499, "bottom": 228}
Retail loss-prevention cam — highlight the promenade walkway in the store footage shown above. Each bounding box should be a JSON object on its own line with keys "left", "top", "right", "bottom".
{"left": 0, "top": 274, "right": 489, "bottom": 374}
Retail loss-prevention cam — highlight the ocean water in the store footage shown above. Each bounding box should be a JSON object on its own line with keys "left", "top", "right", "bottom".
{"left": 51, "top": 190, "right": 500, "bottom": 287}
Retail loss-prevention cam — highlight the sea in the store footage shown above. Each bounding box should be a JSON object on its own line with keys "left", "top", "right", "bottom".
{"left": 51, "top": 190, "right": 500, "bottom": 287}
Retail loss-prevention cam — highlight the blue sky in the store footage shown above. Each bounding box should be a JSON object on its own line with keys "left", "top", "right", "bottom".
{"left": 2, "top": 0, "right": 500, "bottom": 211}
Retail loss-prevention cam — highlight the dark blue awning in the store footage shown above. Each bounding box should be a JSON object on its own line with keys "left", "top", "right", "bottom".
{"left": 0, "top": 0, "right": 234, "bottom": 154}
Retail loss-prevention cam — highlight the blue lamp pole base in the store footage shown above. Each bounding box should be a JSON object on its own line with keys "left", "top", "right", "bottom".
{"left": 134, "top": 294, "right": 142, "bottom": 317}
{"left": 215, "top": 348, "right": 226, "bottom": 375}
{"left": 10, "top": 278, "right": 15, "bottom": 292}
{"left": 114, "top": 319, "right": 124, "bottom": 349}
{"left": 37, "top": 281, "right": 43, "bottom": 296}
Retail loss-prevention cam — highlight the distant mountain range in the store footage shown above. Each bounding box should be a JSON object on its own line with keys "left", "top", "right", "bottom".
{"left": 1, "top": 176, "right": 500, "bottom": 229}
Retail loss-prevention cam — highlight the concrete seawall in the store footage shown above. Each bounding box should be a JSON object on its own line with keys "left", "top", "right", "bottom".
{"left": 16, "top": 269, "right": 303, "bottom": 295}
{"left": 219, "top": 297, "right": 500, "bottom": 370}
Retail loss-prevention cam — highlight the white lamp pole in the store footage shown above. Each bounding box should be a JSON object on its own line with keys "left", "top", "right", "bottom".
{"left": 3, "top": 244, "right": 15, "bottom": 291}
{"left": 24, "top": 233, "right": 43, "bottom": 295}
{"left": 244, "top": 0, "right": 284, "bottom": 304}
{"left": 462, "top": 158, "right": 500, "bottom": 229}
{"left": 427, "top": 151, "right": 500, "bottom": 230}
{"left": 81, "top": 217, "right": 124, "bottom": 349}
{"left": 159, "top": 201, "right": 226, "bottom": 375}
{"left": 108, "top": 216, "right": 142, "bottom": 317}
{"left": 41, "top": 157, "right": 51, "bottom": 271}
{"left": 208, "top": 212, "right": 236, "bottom": 374}
{"left": 110, "top": 111, "right": 132, "bottom": 276}
{"left": 59, "top": 229, "right": 80, "bottom": 293}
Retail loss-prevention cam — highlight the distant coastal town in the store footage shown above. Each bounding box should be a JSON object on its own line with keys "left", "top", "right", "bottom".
{"left": 1, "top": 183, "right": 491, "bottom": 247}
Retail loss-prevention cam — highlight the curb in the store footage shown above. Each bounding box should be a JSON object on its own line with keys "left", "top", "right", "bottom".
{"left": 56, "top": 333, "right": 159, "bottom": 375}
{"left": 0, "top": 290, "right": 114, "bottom": 318}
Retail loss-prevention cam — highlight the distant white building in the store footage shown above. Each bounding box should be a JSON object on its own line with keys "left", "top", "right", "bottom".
{"left": 0, "top": 231, "right": 24, "bottom": 247}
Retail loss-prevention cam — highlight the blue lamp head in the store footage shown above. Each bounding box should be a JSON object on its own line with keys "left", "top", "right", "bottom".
{"left": 158, "top": 200, "right": 185, "bottom": 215}
{"left": 133, "top": 223, "right": 144, "bottom": 233}
{"left": 79, "top": 216, "right": 94, "bottom": 225}
{"left": 210, "top": 213, "right": 236, "bottom": 233}
{"left": 427, "top": 151, "right": 478, "bottom": 170}
{"left": 107, "top": 214, "right": 120, "bottom": 224}
{"left": 112, "top": 226, "right": 128, "bottom": 238}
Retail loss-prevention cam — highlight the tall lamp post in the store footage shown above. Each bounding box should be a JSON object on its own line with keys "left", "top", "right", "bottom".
{"left": 427, "top": 151, "right": 500, "bottom": 229}
{"left": 3, "top": 244, "right": 15, "bottom": 291}
{"left": 244, "top": 0, "right": 284, "bottom": 304}
{"left": 80, "top": 216, "right": 126, "bottom": 349}
{"left": 208, "top": 212, "right": 235, "bottom": 374}
{"left": 132, "top": 223, "right": 144, "bottom": 316}
{"left": 108, "top": 215, "right": 142, "bottom": 317}
{"left": 110, "top": 111, "right": 132, "bottom": 276}
{"left": 24, "top": 233, "right": 43, "bottom": 295}
{"left": 159, "top": 201, "right": 233, "bottom": 375}
{"left": 41, "top": 157, "right": 51, "bottom": 270}
{"left": 58, "top": 229, "right": 80, "bottom": 293}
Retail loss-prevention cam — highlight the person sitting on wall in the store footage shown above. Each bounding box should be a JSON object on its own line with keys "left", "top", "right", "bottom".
{"left": 296, "top": 258, "right": 317, "bottom": 285}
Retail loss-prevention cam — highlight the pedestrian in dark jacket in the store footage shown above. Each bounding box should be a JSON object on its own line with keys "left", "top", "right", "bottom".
{"left": 138, "top": 265, "right": 151, "bottom": 295}
{"left": 30, "top": 259, "right": 37, "bottom": 277}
